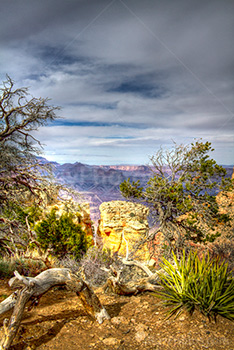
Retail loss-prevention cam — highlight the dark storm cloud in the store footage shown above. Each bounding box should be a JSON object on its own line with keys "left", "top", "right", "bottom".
{"left": 0, "top": 0, "right": 233, "bottom": 164}
{"left": 36, "top": 46, "right": 80, "bottom": 67}
{"left": 107, "top": 73, "right": 166, "bottom": 98}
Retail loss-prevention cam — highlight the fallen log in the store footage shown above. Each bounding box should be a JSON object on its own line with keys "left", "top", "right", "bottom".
{"left": 0, "top": 268, "right": 110, "bottom": 350}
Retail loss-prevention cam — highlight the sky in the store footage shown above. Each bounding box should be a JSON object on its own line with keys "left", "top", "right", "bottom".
{"left": 0, "top": 0, "right": 233, "bottom": 165}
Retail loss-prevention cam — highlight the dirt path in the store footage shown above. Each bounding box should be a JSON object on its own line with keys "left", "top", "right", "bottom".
{"left": 0, "top": 280, "right": 233, "bottom": 350}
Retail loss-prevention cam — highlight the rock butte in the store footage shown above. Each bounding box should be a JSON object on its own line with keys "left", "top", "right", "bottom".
{"left": 97, "top": 201, "right": 150, "bottom": 260}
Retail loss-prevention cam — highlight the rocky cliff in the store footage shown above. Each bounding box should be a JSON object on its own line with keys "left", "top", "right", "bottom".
{"left": 97, "top": 201, "right": 150, "bottom": 260}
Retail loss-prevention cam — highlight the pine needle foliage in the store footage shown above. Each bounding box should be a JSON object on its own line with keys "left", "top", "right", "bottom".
{"left": 35, "top": 207, "right": 91, "bottom": 260}
{"left": 156, "top": 250, "right": 234, "bottom": 321}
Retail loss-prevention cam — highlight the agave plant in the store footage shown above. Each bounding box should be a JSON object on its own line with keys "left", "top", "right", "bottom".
{"left": 156, "top": 250, "right": 234, "bottom": 321}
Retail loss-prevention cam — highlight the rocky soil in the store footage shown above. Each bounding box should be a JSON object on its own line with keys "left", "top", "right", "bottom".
{"left": 0, "top": 280, "right": 233, "bottom": 350}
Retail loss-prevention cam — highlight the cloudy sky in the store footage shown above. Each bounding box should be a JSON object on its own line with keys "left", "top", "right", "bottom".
{"left": 0, "top": 0, "right": 233, "bottom": 165}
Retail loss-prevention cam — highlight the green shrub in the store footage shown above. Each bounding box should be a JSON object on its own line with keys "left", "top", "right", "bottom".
{"left": 156, "top": 250, "right": 234, "bottom": 321}
{"left": 34, "top": 207, "right": 91, "bottom": 259}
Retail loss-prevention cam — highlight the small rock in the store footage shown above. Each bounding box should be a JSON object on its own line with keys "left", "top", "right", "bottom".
{"left": 103, "top": 337, "right": 120, "bottom": 346}
{"left": 111, "top": 316, "right": 128, "bottom": 325}
{"left": 148, "top": 259, "right": 156, "bottom": 267}
{"left": 135, "top": 331, "right": 148, "bottom": 342}
{"left": 142, "top": 302, "right": 149, "bottom": 309}
{"left": 135, "top": 323, "right": 148, "bottom": 342}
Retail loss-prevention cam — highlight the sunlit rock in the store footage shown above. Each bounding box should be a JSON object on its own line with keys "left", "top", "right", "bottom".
{"left": 97, "top": 201, "right": 150, "bottom": 260}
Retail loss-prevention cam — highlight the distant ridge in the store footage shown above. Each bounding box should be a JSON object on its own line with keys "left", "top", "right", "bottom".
{"left": 38, "top": 157, "right": 233, "bottom": 221}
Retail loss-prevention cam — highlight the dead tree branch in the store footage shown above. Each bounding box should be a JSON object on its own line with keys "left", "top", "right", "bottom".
{"left": 0, "top": 268, "right": 110, "bottom": 350}
{"left": 103, "top": 258, "right": 162, "bottom": 296}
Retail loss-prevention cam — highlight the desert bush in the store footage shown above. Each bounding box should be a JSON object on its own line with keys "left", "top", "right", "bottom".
{"left": 0, "top": 256, "right": 47, "bottom": 279}
{"left": 187, "top": 239, "right": 234, "bottom": 274}
{"left": 0, "top": 76, "right": 61, "bottom": 255}
{"left": 209, "top": 239, "right": 234, "bottom": 273}
{"left": 59, "top": 255, "right": 80, "bottom": 274}
{"left": 156, "top": 250, "right": 234, "bottom": 321}
{"left": 0, "top": 260, "right": 13, "bottom": 278}
{"left": 120, "top": 141, "right": 232, "bottom": 257}
{"left": 79, "top": 246, "right": 113, "bottom": 286}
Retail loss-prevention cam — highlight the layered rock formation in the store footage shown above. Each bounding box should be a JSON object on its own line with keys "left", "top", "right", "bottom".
{"left": 97, "top": 201, "right": 150, "bottom": 260}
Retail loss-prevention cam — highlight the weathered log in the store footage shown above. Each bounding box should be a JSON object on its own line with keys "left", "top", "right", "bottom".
{"left": 0, "top": 294, "right": 17, "bottom": 316}
{"left": 0, "top": 268, "right": 110, "bottom": 350}
{"left": 0, "top": 284, "right": 34, "bottom": 350}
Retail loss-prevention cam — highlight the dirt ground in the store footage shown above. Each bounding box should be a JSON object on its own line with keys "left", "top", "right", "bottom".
{"left": 0, "top": 279, "right": 233, "bottom": 350}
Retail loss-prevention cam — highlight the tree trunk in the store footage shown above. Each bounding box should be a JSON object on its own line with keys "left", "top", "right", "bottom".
{"left": 0, "top": 268, "right": 110, "bottom": 350}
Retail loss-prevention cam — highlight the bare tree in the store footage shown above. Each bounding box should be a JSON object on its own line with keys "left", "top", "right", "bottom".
{"left": 0, "top": 76, "right": 61, "bottom": 254}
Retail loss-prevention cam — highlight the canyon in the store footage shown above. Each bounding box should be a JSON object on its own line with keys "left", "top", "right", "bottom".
{"left": 53, "top": 160, "right": 233, "bottom": 223}
{"left": 54, "top": 161, "right": 152, "bottom": 222}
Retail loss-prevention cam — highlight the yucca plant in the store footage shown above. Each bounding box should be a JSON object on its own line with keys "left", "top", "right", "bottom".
{"left": 156, "top": 250, "right": 234, "bottom": 321}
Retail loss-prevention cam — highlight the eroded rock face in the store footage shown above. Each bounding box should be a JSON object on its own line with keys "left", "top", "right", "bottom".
{"left": 78, "top": 202, "right": 94, "bottom": 237}
{"left": 97, "top": 201, "right": 150, "bottom": 260}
